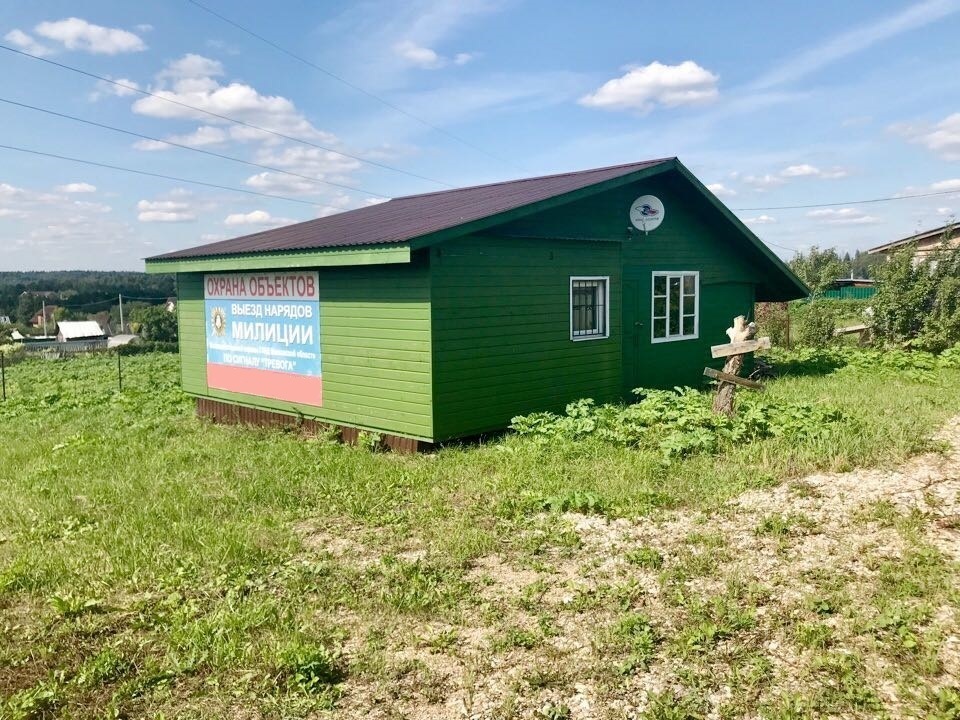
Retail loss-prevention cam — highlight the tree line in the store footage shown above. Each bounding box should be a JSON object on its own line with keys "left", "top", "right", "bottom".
{"left": 787, "top": 247, "right": 885, "bottom": 295}
{"left": 0, "top": 271, "right": 175, "bottom": 328}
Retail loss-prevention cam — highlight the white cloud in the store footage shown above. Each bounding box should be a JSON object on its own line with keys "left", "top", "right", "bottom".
{"left": 157, "top": 53, "right": 224, "bottom": 84}
{"left": 781, "top": 164, "right": 820, "bottom": 177}
{"left": 89, "top": 77, "right": 141, "bottom": 101}
{"left": 394, "top": 40, "right": 444, "bottom": 68}
{"left": 4, "top": 29, "right": 53, "bottom": 56}
{"left": 242, "top": 147, "right": 362, "bottom": 196}
{"left": 132, "top": 54, "right": 336, "bottom": 143}
{"left": 56, "top": 182, "right": 96, "bottom": 193}
{"left": 744, "top": 215, "right": 777, "bottom": 225}
{"left": 136, "top": 199, "right": 196, "bottom": 223}
{"left": 752, "top": 0, "right": 959, "bottom": 89}
{"left": 930, "top": 178, "right": 960, "bottom": 192}
{"left": 780, "top": 163, "right": 849, "bottom": 179}
{"left": 200, "top": 233, "right": 227, "bottom": 242}
{"left": 706, "top": 182, "right": 736, "bottom": 198}
{"left": 35, "top": 17, "right": 146, "bottom": 54}
{"left": 806, "top": 207, "right": 880, "bottom": 225}
{"left": 937, "top": 207, "right": 954, "bottom": 215}
{"left": 743, "top": 174, "right": 787, "bottom": 191}
{"left": 894, "top": 113, "right": 960, "bottom": 161}
{"left": 244, "top": 173, "right": 320, "bottom": 196}
{"left": 393, "top": 40, "right": 475, "bottom": 69}
{"left": 135, "top": 24, "right": 153, "bottom": 33}
{"left": 133, "top": 125, "right": 229, "bottom": 151}
{"left": 0, "top": 180, "right": 135, "bottom": 267}
{"left": 254, "top": 145, "right": 361, "bottom": 176}
{"left": 72, "top": 200, "right": 111, "bottom": 213}
{"left": 579, "top": 60, "right": 719, "bottom": 112}
{"left": 224, "top": 210, "right": 295, "bottom": 227}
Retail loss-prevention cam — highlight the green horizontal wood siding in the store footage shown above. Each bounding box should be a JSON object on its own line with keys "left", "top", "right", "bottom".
{"left": 176, "top": 262, "right": 433, "bottom": 440}
{"left": 430, "top": 235, "right": 621, "bottom": 439}
{"left": 147, "top": 244, "right": 411, "bottom": 274}
{"left": 176, "top": 273, "right": 208, "bottom": 396}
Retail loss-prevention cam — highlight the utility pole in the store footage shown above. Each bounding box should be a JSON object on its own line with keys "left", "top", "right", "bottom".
{"left": 42, "top": 300, "right": 47, "bottom": 337}
{"left": 118, "top": 293, "right": 124, "bottom": 334}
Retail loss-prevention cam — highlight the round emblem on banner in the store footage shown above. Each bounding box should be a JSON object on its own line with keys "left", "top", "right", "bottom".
{"left": 629, "top": 195, "right": 665, "bottom": 232}
{"left": 211, "top": 307, "right": 227, "bottom": 337}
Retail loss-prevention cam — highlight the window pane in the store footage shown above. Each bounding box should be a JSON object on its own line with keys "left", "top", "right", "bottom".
{"left": 653, "top": 296, "right": 666, "bottom": 318}
{"left": 669, "top": 277, "right": 681, "bottom": 334}
{"left": 683, "top": 274, "right": 696, "bottom": 295}
{"left": 683, "top": 294, "right": 695, "bottom": 315}
{"left": 683, "top": 315, "right": 695, "bottom": 336}
{"left": 654, "top": 275, "right": 666, "bottom": 296}
{"left": 572, "top": 279, "right": 605, "bottom": 337}
{"left": 653, "top": 318, "right": 666, "bottom": 338}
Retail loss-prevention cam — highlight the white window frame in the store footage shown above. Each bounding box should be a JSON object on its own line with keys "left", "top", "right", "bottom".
{"left": 569, "top": 276, "right": 610, "bottom": 341}
{"left": 651, "top": 271, "right": 699, "bottom": 344}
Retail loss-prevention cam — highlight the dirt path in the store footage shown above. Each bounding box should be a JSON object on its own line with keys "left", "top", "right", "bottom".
{"left": 329, "top": 417, "right": 960, "bottom": 719}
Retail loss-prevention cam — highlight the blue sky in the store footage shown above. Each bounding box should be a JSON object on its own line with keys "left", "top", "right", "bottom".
{"left": 1, "top": 0, "right": 960, "bottom": 270}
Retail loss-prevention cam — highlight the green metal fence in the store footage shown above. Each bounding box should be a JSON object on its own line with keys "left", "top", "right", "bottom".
{"left": 821, "top": 286, "right": 876, "bottom": 300}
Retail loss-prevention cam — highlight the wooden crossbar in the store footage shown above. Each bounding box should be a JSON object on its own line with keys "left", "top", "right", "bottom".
{"left": 710, "top": 337, "right": 771, "bottom": 359}
{"left": 704, "top": 366, "right": 762, "bottom": 389}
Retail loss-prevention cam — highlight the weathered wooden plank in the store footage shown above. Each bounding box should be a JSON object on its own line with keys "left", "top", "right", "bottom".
{"left": 704, "top": 366, "right": 762, "bottom": 389}
{"left": 833, "top": 324, "right": 870, "bottom": 336}
{"left": 710, "top": 337, "right": 771, "bottom": 359}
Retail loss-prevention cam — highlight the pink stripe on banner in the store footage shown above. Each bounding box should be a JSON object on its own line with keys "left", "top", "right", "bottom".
{"left": 207, "top": 363, "right": 323, "bottom": 406}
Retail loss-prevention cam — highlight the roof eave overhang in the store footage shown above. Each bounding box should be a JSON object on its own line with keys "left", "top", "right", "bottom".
{"left": 407, "top": 160, "right": 676, "bottom": 251}
{"left": 144, "top": 243, "right": 412, "bottom": 274}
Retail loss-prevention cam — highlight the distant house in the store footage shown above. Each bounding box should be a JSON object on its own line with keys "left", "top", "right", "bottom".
{"left": 868, "top": 222, "right": 959, "bottom": 263}
{"left": 0, "top": 315, "right": 11, "bottom": 326}
{"left": 56, "top": 321, "right": 107, "bottom": 350}
{"left": 30, "top": 305, "right": 59, "bottom": 328}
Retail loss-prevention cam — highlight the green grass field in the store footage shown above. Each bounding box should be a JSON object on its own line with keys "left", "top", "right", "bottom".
{"left": 2, "top": 352, "right": 959, "bottom": 719}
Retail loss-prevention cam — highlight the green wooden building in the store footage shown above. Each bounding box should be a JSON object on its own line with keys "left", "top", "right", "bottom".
{"left": 145, "top": 158, "right": 807, "bottom": 448}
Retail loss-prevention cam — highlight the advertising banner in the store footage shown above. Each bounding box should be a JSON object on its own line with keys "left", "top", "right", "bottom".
{"left": 204, "top": 272, "right": 322, "bottom": 406}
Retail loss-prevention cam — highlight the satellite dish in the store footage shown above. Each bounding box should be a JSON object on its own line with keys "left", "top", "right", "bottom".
{"left": 629, "top": 195, "right": 665, "bottom": 233}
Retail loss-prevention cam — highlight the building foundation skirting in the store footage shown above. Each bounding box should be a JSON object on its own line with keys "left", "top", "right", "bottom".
{"left": 195, "top": 397, "right": 422, "bottom": 453}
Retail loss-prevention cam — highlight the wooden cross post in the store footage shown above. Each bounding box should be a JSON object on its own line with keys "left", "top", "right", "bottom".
{"left": 707, "top": 315, "right": 769, "bottom": 416}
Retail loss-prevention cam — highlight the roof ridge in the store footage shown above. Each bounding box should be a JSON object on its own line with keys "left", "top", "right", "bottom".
{"left": 394, "top": 157, "right": 676, "bottom": 201}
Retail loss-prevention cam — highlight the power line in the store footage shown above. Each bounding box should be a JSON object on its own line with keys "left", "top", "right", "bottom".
{"left": 734, "top": 187, "right": 960, "bottom": 212}
{"left": 764, "top": 240, "right": 800, "bottom": 255}
{"left": 0, "top": 43, "right": 454, "bottom": 188}
{"left": 0, "top": 142, "right": 354, "bottom": 211}
{"left": 0, "top": 96, "right": 391, "bottom": 199}
{"left": 187, "top": 0, "right": 526, "bottom": 173}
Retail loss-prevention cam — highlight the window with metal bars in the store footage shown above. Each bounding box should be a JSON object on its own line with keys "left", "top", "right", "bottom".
{"left": 570, "top": 276, "right": 609, "bottom": 340}
{"left": 651, "top": 271, "right": 699, "bottom": 342}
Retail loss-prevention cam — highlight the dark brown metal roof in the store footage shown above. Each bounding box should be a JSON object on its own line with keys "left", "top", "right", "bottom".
{"left": 148, "top": 158, "right": 674, "bottom": 261}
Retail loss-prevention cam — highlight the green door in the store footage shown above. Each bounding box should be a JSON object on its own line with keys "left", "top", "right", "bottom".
{"left": 622, "top": 272, "right": 647, "bottom": 396}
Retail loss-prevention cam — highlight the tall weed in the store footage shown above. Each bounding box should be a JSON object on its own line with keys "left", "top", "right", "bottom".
{"left": 511, "top": 389, "right": 844, "bottom": 461}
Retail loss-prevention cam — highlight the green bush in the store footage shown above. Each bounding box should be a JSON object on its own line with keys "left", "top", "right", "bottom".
{"left": 116, "top": 340, "right": 178, "bottom": 356}
{"left": 795, "top": 302, "right": 837, "bottom": 348}
{"left": 130, "top": 304, "right": 178, "bottom": 342}
{"left": 754, "top": 302, "right": 790, "bottom": 348}
{"left": 872, "top": 240, "right": 960, "bottom": 352}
